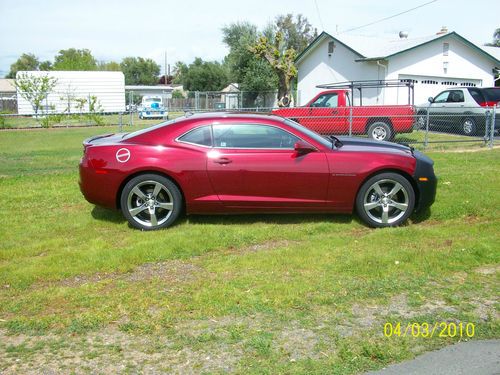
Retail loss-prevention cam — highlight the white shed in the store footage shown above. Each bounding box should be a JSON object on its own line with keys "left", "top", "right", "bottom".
{"left": 16, "top": 71, "right": 125, "bottom": 115}
{"left": 296, "top": 31, "right": 500, "bottom": 106}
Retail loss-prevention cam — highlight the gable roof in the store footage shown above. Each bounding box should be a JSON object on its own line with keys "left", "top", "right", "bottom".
{"left": 296, "top": 31, "right": 500, "bottom": 65}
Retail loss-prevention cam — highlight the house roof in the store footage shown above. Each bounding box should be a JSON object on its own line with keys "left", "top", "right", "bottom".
{"left": 0, "top": 79, "right": 15, "bottom": 93}
{"left": 296, "top": 31, "right": 500, "bottom": 65}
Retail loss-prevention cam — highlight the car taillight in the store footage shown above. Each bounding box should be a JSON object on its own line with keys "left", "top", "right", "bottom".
{"left": 479, "top": 101, "right": 499, "bottom": 107}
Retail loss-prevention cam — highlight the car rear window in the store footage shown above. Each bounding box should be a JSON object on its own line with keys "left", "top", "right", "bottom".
{"left": 482, "top": 88, "right": 500, "bottom": 102}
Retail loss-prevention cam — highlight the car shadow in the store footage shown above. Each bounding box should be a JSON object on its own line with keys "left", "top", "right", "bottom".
{"left": 410, "top": 207, "right": 432, "bottom": 224}
{"left": 183, "top": 213, "right": 355, "bottom": 226}
{"left": 91, "top": 206, "right": 126, "bottom": 224}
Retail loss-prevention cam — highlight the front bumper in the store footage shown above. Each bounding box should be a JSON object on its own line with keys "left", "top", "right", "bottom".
{"left": 413, "top": 150, "right": 437, "bottom": 211}
{"left": 140, "top": 110, "right": 168, "bottom": 118}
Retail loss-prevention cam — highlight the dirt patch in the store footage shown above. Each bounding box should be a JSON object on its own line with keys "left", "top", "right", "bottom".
{"left": 227, "top": 239, "right": 300, "bottom": 255}
{"left": 475, "top": 264, "right": 500, "bottom": 275}
{"left": 276, "top": 326, "right": 321, "bottom": 361}
{"left": 38, "top": 260, "right": 204, "bottom": 290}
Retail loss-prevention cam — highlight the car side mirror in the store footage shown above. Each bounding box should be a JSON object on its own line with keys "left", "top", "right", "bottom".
{"left": 294, "top": 141, "right": 316, "bottom": 154}
{"left": 428, "top": 96, "right": 435, "bottom": 103}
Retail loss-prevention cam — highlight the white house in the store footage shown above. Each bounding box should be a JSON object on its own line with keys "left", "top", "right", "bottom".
{"left": 16, "top": 71, "right": 126, "bottom": 114}
{"left": 295, "top": 30, "right": 500, "bottom": 106}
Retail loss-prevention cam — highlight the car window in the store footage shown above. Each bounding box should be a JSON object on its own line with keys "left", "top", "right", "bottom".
{"left": 122, "top": 117, "right": 181, "bottom": 140}
{"left": 482, "top": 88, "right": 500, "bottom": 102}
{"left": 468, "top": 88, "right": 484, "bottom": 105}
{"left": 213, "top": 124, "right": 299, "bottom": 149}
{"left": 178, "top": 126, "right": 212, "bottom": 147}
{"left": 447, "top": 90, "right": 464, "bottom": 103}
{"left": 311, "top": 93, "right": 338, "bottom": 107}
{"left": 434, "top": 91, "right": 450, "bottom": 103}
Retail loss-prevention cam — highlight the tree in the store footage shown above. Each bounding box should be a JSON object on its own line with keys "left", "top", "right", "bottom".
{"left": 181, "top": 58, "right": 228, "bottom": 92}
{"left": 53, "top": 48, "right": 97, "bottom": 70}
{"left": 222, "top": 22, "right": 277, "bottom": 104}
{"left": 39, "top": 61, "right": 53, "bottom": 71}
{"left": 6, "top": 53, "right": 40, "bottom": 78}
{"left": 275, "top": 14, "right": 318, "bottom": 53}
{"left": 14, "top": 72, "right": 57, "bottom": 116}
{"left": 172, "top": 61, "right": 188, "bottom": 84}
{"left": 120, "top": 57, "right": 160, "bottom": 85}
{"left": 485, "top": 28, "right": 500, "bottom": 47}
{"left": 97, "top": 61, "right": 121, "bottom": 71}
{"left": 250, "top": 32, "right": 297, "bottom": 106}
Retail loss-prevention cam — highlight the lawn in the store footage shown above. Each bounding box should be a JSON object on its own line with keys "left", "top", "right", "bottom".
{"left": 0, "top": 125, "right": 498, "bottom": 374}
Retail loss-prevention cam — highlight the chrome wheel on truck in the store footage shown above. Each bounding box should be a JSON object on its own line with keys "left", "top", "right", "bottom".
{"left": 368, "top": 122, "right": 393, "bottom": 141}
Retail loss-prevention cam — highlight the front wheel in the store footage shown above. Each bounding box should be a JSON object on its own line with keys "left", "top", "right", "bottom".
{"left": 368, "top": 122, "right": 393, "bottom": 141}
{"left": 120, "top": 174, "right": 183, "bottom": 230}
{"left": 356, "top": 172, "right": 415, "bottom": 228}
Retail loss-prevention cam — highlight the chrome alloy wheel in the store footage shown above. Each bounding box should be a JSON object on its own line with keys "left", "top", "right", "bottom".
{"left": 362, "top": 179, "right": 409, "bottom": 225}
{"left": 371, "top": 125, "right": 388, "bottom": 141}
{"left": 126, "top": 180, "right": 174, "bottom": 227}
{"left": 462, "top": 119, "right": 474, "bottom": 134}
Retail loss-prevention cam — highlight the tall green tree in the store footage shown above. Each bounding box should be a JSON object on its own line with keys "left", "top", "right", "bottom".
{"left": 250, "top": 32, "right": 297, "bottom": 106}
{"left": 222, "top": 22, "right": 277, "bottom": 105}
{"left": 182, "top": 58, "right": 228, "bottom": 92}
{"left": 275, "top": 14, "right": 318, "bottom": 53}
{"left": 97, "top": 61, "right": 122, "bottom": 71}
{"left": 172, "top": 61, "right": 188, "bottom": 84}
{"left": 6, "top": 53, "right": 40, "bottom": 78}
{"left": 120, "top": 57, "right": 160, "bottom": 85}
{"left": 53, "top": 48, "right": 97, "bottom": 70}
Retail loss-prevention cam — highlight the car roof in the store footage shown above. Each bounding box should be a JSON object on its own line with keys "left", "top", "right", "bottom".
{"left": 184, "top": 111, "right": 283, "bottom": 122}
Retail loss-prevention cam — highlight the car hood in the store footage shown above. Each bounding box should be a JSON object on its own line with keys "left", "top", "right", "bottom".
{"left": 336, "top": 137, "right": 413, "bottom": 155}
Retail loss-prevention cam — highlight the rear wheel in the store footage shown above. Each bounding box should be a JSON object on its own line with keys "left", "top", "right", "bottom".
{"left": 356, "top": 172, "right": 415, "bottom": 228}
{"left": 120, "top": 174, "right": 182, "bottom": 230}
{"left": 368, "top": 122, "right": 393, "bottom": 141}
{"left": 461, "top": 117, "right": 477, "bottom": 136}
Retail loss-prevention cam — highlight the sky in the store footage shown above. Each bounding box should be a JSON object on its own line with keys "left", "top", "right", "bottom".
{"left": 0, "top": 0, "right": 498, "bottom": 77}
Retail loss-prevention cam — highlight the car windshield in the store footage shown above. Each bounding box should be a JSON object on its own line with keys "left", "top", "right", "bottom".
{"left": 283, "top": 118, "right": 334, "bottom": 148}
{"left": 122, "top": 117, "right": 182, "bottom": 140}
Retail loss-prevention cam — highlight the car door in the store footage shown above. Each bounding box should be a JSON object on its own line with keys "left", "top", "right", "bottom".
{"left": 206, "top": 123, "right": 330, "bottom": 209}
{"left": 428, "top": 90, "right": 451, "bottom": 129}
{"left": 301, "top": 93, "right": 347, "bottom": 135}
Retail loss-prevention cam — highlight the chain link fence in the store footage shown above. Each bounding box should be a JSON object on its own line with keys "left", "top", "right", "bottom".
{"left": 1, "top": 91, "right": 497, "bottom": 150}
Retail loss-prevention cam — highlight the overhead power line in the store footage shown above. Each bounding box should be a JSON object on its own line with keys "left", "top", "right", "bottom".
{"left": 339, "top": 0, "right": 438, "bottom": 34}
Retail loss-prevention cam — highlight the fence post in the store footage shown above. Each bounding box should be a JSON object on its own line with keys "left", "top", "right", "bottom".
{"left": 424, "top": 108, "right": 430, "bottom": 149}
{"left": 87, "top": 93, "right": 91, "bottom": 126}
{"left": 348, "top": 107, "right": 353, "bottom": 137}
{"left": 489, "top": 106, "right": 496, "bottom": 149}
{"left": 129, "top": 91, "right": 133, "bottom": 127}
{"left": 119, "top": 112, "right": 123, "bottom": 133}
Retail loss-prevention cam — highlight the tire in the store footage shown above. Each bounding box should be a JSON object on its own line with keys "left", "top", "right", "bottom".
{"left": 416, "top": 111, "right": 427, "bottom": 130}
{"left": 120, "top": 174, "right": 183, "bottom": 230}
{"left": 356, "top": 172, "right": 415, "bottom": 228}
{"left": 368, "top": 122, "right": 393, "bottom": 141}
{"left": 461, "top": 117, "right": 477, "bottom": 136}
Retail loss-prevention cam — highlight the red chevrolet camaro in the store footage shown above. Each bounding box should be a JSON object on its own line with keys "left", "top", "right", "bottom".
{"left": 79, "top": 113, "right": 437, "bottom": 230}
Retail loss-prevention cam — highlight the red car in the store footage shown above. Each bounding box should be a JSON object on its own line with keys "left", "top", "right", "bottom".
{"left": 79, "top": 113, "right": 436, "bottom": 230}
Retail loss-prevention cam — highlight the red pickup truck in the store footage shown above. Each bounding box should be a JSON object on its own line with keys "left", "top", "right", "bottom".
{"left": 272, "top": 89, "right": 415, "bottom": 141}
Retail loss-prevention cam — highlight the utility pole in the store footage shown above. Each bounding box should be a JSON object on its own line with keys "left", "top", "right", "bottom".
{"left": 164, "top": 50, "right": 168, "bottom": 85}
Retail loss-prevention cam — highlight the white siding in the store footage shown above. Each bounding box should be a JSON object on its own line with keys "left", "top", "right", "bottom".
{"left": 16, "top": 71, "right": 125, "bottom": 115}
{"left": 296, "top": 37, "right": 378, "bottom": 105}
{"left": 297, "top": 34, "right": 498, "bottom": 107}
{"left": 385, "top": 35, "right": 495, "bottom": 104}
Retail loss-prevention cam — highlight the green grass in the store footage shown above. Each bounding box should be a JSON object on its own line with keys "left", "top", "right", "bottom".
{"left": 0, "top": 125, "right": 498, "bottom": 373}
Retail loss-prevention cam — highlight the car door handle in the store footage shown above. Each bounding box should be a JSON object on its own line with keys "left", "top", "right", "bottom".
{"left": 213, "top": 157, "right": 232, "bottom": 165}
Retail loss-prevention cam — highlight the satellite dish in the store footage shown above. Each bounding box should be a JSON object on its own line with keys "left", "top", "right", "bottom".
{"left": 399, "top": 31, "right": 409, "bottom": 39}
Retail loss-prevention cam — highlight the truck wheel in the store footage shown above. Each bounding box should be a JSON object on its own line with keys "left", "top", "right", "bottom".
{"left": 416, "top": 111, "right": 427, "bottom": 130}
{"left": 368, "top": 122, "right": 393, "bottom": 141}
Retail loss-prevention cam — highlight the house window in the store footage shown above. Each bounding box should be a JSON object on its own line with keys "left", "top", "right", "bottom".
{"left": 328, "top": 41, "right": 335, "bottom": 55}
{"left": 443, "top": 43, "right": 449, "bottom": 56}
